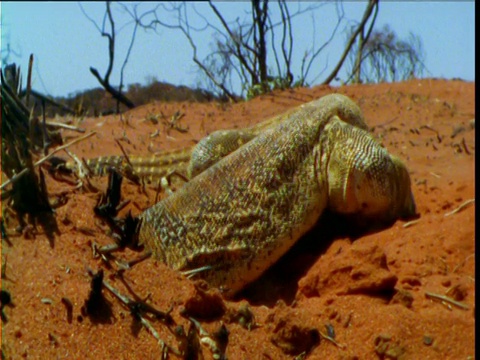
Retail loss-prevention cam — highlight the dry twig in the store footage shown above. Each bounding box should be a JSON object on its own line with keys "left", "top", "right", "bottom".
{"left": 452, "top": 253, "right": 475, "bottom": 274}
{"left": 45, "top": 121, "right": 86, "bottom": 133}
{"left": 0, "top": 131, "right": 96, "bottom": 191}
{"left": 461, "top": 137, "right": 471, "bottom": 155}
{"left": 319, "top": 331, "right": 345, "bottom": 349}
{"left": 402, "top": 219, "right": 420, "bottom": 228}
{"left": 87, "top": 269, "right": 181, "bottom": 357}
{"left": 425, "top": 291, "right": 469, "bottom": 310}
{"left": 444, "top": 199, "right": 475, "bottom": 217}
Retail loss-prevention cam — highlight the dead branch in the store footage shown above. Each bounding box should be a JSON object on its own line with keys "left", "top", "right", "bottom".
{"left": 44, "top": 121, "right": 86, "bottom": 133}
{"left": 127, "top": 2, "right": 329, "bottom": 99}
{"left": 444, "top": 199, "right": 475, "bottom": 217}
{"left": 81, "top": 2, "right": 136, "bottom": 110}
{"left": 402, "top": 219, "right": 420, "bottom": 228}
{"left": 25, "top": 54, "right": 34, "bottom": 106}
{"left": 303, "top": 2, "right": 345, "bottom": 84}
{"left": 0, "top": 132, "right": 96, "bottom": 192}
{"left": 89, "top": 67, "right": 135, "bottom": 109}
{"left": 19, "top": 89, "right": 77, "bottom": 115}
{"left": 323, "top": 0, "right": 378, "bottom": 85}
{"left": 425, "top": 291, "right": 469, "bottom": 310}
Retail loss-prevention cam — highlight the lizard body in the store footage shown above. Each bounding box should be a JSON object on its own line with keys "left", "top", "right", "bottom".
{"left": 72, "top": 95, "right": 367, "bottom": 184}
{"left": 136, "top": 94, "right": 416, "bottom": 296}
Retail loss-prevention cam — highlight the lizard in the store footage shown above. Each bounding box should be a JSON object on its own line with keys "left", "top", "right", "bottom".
{"left": 132, "top": 94, "right": 417, "bottom": 297}
{"left": 64, "top": 95, "right": 367, "bottom": 187}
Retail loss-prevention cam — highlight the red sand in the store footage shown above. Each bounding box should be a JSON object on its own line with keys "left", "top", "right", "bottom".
{"left": 1, "top": 79, "right": 475, "bottom": 359}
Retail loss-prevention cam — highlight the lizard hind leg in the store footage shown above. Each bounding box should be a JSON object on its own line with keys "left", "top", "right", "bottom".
{"left": 187, "top": 129, "right": 257, "bottom": 178}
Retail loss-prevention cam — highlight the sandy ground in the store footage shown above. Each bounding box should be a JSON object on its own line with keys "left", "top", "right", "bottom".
{"left": 1, "top": 79, "right": 475, "bottom": 359}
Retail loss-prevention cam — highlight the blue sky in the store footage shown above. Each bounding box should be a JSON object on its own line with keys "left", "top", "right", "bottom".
{"left": 1, "top": 1, "right": 475, "bottom": 98}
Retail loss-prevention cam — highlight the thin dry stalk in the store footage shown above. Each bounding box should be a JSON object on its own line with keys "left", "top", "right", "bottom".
{"left": 444, "top": 199, "right": 475, "bottom": 217}
{"left": 1, "top": 132, "right": 96, "bottom": 191}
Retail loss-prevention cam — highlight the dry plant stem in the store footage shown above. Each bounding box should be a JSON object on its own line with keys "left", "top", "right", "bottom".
{"left": 182, "top": 266, "right": 214, "bottom": 279}
{"left": 166, "top": 111, "right": 188, "bottom": 133}
{"left": 319, "top": 331, "right": 346, "bottom": 349}
{"left": 461, "top": 137, "right": 471, "bottom": 155}
{"left": 25, "top": 54, "right": 34, "bottom": 106}
{"left": 188, "top": 317, "right": 225, "bottom": 358}
{"left": 0, "top": 131, "right": 97, "bottom": 191}
{"left": 114, "top": 138, "right": 135, "bottom": 169}
{"left": 95, "top": 243, "right": 122, "bottom": 255}
{"left": 154, "top": 181, "right": 163, "bottom": 204}
{"left": 64, "top": 149, "right": 91, "bottom": 179}
{"left": 420, "top": 124, "right": 439, "bottom": 135}
{"left": 121, "top": 251, "right": 151, "bottom": 269}
{"left": 89, "top": 270, "right": 181, "bottom": 356}
{"left": 45, "top": 121, "right": 86, "bottom": 133}
{"left": 444, "top": 199, "right": 475, "bottom": 217}
{"left": 425, "top": 291, "right": 469, "bottom": 310}
{"left": 138, "top": 316, "right": 170, "bottom": 360}
{"left": 113, "top": 252, "right": 152, "bottom": 271}
{"left": 188, "top": 317, "right": 209, "bottom": 337}
{"left": 402, "top": 219, "right": 420, "bottom": 228}
{"left": 41, "top": 110, "right": 50, "bottom": 156}
{"left": 452, "top": 253, "right": 475, "bottom": 274}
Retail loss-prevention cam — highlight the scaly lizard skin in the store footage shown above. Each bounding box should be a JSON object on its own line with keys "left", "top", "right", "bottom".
{"left": 71, "top": 96, "right": 366, "bottom": 184}
{"left": 136, "top": 94, "right": 417, "bottom": 296}
{"left": 70, "top": 105, "right": 305, "bottom": 181}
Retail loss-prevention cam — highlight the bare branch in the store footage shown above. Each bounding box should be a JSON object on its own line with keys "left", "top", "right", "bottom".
{"left": 117, "top": 3, "right": 140, "bottom": 111}
{"left": 123, "top": 1, "right": 381, "bottom": 98}
{"left": 179, "top": 5, "right": 237, "bottom": 100}
{"left": 208, "top": 1, "right": 258, "bottom": 82}
{"left": 304, "top": 2, "right": 345, "bottom": 85}
{"left": 18, "top": 89, "right": 77, "bottom": 114}
{"left": 89, "top": 67, "right": 135, "bottom": 108}
{"left": 268, "top": 11, "right": 282, "bottom": 79}
{"left": 352, "top": 0, "right": 379, "bottom": 83}
{"left": 78, "top": 3, "right": 103, "bottom": 33}
{"left": 345, "top": 24, "right": 427, "bottom": 84}
{"left": 0, "top": 131, "right": 97, "bottom": 192}
{"left": 102, "top": 1, "right": 115, "bottom": 84}
{"left": 81, "top": 1, "right": 136, "bottom": 110}
{"left": 322, "top": 0, "right": 378, "bottom": 85}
